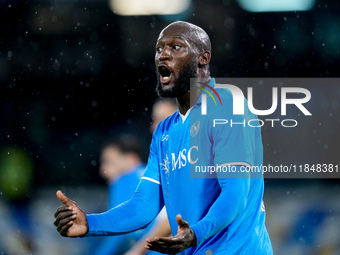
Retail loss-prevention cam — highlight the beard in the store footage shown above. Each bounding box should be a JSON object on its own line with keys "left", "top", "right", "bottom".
{"left": 156, "top": 60, "right": 197, "bottom": 98}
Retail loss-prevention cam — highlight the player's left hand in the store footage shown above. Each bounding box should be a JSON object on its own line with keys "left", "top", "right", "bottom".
{"left": 145, "top": 214, "right": 196, "bottom": 254}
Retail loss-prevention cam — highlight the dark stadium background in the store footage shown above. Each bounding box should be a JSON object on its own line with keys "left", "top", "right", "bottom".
{"left": 0, "top": 0, "right": 339, "bottom": 254}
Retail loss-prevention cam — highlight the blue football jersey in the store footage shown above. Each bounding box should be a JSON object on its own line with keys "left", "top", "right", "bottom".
{"left": 142, "top": 78, "right": 272, "bottom": 254}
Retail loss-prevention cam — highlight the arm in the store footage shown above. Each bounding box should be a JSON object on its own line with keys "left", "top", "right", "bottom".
{"left": 93, "top": 171, "right": 146, "bottom": 255}
{"left": 87, "top": 178, "right": 164, "bottom": 236}
{"left": 54, "top": 179, "right": 164, "bottom": 237}
{"left": 125, "top": 212, "right": 171, "bottom": 255}
{"left": 148, "top": 216, "right": 171, "bottom": 238}
{"left": 190, "top": 171, "right": 250, "bottom": 244}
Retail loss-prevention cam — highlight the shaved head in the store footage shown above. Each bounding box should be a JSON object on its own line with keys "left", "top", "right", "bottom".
{"left": 155, "top": 21, "right": 212, "bottom": 99}
{"left": 158, "top": 21, "right": 211, "bottom": 56}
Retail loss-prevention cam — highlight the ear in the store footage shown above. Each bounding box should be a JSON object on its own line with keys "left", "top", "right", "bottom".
{"left": 198, "top": 51, "right": 211, "bottom": 68}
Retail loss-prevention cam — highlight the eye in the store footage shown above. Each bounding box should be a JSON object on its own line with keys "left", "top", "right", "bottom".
{"left": 173, "top": 45, "right": 181, "bottom": 50}
{"left": 156, "top": 47, "right": 163, "bottom": 53}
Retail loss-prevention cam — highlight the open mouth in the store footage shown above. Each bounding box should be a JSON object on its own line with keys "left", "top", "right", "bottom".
{"left": 158, "top": 65, "right": 172, "bottom": 84}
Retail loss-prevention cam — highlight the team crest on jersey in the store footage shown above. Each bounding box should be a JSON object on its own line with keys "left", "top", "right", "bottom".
{"left": 190, "top": 121, "right": 200, "bottom": 137}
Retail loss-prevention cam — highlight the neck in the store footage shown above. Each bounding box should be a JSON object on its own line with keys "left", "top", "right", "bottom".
{"left": 177, "top": 75, "right": 211, "bottom": 115}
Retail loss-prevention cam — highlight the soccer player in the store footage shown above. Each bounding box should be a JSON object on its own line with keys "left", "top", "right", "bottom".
{"left": 149, "top": 98, "right": 178, "bottom": 134}
{"left": 125, "top": 99, "right": 177, "bottom": 255}
{"left": 54, "top": 21, "right": 273, "bottom": 254}
{"left": 94, "top": 133, "right": 154, "bottom": 255}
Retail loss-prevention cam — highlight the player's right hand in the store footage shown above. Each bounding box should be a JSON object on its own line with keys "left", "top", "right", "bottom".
{"left": 54, "top": 190, "right": 89, "bottom": 237}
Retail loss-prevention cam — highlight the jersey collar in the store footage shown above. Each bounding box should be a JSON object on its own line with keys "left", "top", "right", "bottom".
{"left": 179, "top": 106, "right": 192, "bottom": 123}
{"left": 175, "top": 78, "right": 215, "bottom": 123}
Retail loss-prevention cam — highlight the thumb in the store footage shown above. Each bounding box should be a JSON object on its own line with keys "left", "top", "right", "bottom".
{"left": 176, "top": 214, "right": 189, "bottom": 228}
{"left": 56, "top": 190, "right": 75, "bottom": 207}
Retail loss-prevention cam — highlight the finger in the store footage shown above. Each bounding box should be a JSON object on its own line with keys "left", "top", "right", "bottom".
{"left": 59, "top": 221, "right": 73, "bottom": 237}
{"left": 151, "top": 236, "right": 183, "bottom": 245}
{"left": 56, "top": 213, "right": 74, "bottom": 230}
{"left": 56, "top": 190, "right": 75, "bottom": 207}
{"left": 146, "top": 237, "right": 163, "bottom": 243}
{"left": 176, "top": 214, "right": 189, "bottom": 228}
{"left": 57, "top": 215, "right": 75, "bottom": 232}
{"left": 54, "top": 206, "right": 72, "bottom": 218}
{"left": 146, "top": 236, "right": 165, "bottom": 245}
{"left": 54, "top": 210, "right": 74, "bottom": 226}
{"left": 54, "top": 209, "right": 74, "bottom": 223}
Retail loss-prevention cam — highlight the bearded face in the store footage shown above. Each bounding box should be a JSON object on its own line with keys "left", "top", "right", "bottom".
{"left": 156, "top": 58, "right": 197, "bottom": 98}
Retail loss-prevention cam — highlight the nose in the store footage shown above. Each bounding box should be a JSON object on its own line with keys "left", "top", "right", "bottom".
{"left": 159, "top": 47, "right": 171, "bottom": 61}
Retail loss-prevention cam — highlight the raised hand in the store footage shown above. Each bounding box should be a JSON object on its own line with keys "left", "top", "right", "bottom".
{"left": 145, "top": 214, "right": 196, "bottom": 254}
{"left": 54, "top": 190, "right": 89, "bottom": 237}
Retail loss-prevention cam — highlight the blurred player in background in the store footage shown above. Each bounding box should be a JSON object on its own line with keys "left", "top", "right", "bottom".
{"left": 54, "top": 21, "right": 272, "bottom": 254}
{"left": 149, "top": 98, "right": 178, "bottom": 134}
{"left": 94, "top": 133, "right": 154, "bottom": 255}
{"left": 96, "top": 99, "right": 177, "bottom": 255}
{"left": 124, "top": 98, "right": 177, "bottom": 255}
